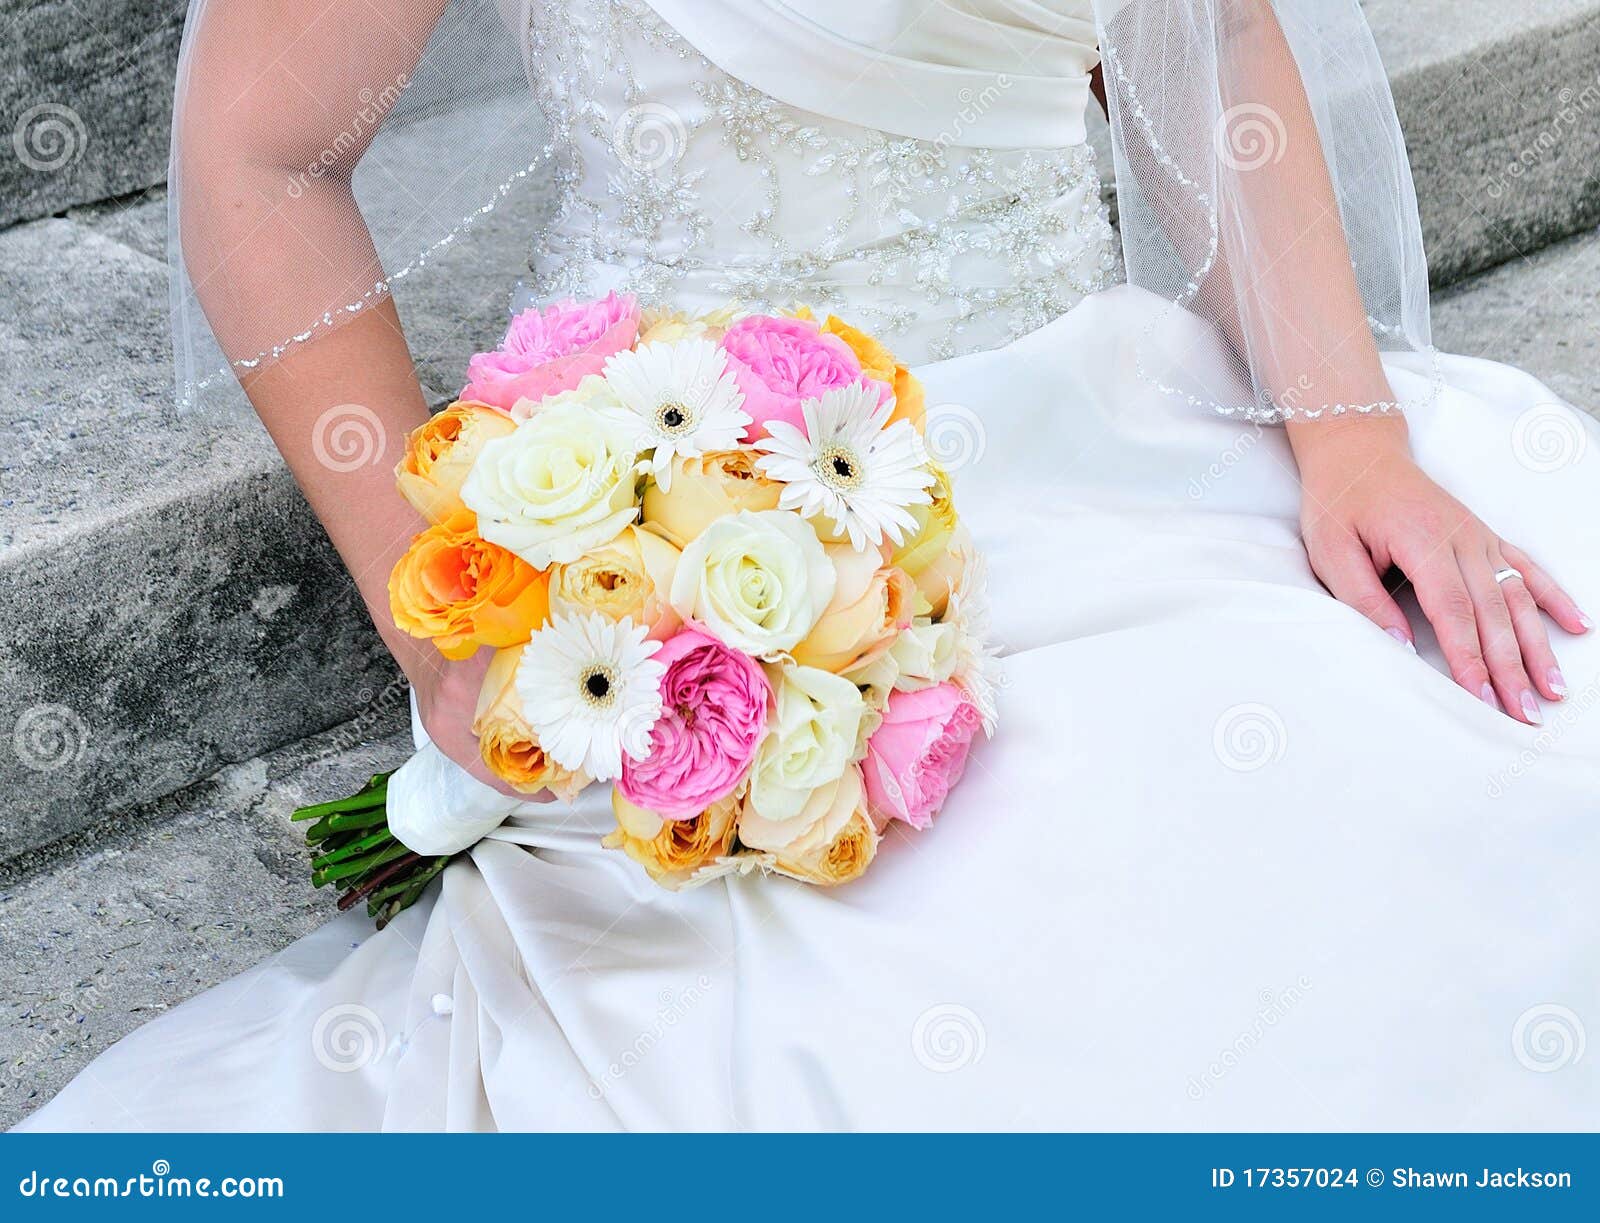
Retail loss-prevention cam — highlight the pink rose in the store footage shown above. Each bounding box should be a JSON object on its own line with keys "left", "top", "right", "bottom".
{"left": 862, "top": 683, "right": 982, "bottom": 831}
{"left": 462, "top": 292, "right": 639, "bottom": 412}
{"left": 719, "top": 315, "right": 891, "bottom": 437}
{"left": 618, "top": 624, "right": 771, "bottom": 820}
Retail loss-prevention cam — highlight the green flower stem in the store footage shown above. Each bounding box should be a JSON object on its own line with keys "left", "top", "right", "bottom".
{"left": 291, "top": 784, "right": 389, "bottom": 823}
{"left": 311, "top": 828, "right": 395, "bottom": 870}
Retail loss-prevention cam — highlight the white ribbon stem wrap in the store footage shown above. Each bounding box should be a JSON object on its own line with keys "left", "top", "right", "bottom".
{"left": 386, "top": 692, "right": 526, "bottom": 857}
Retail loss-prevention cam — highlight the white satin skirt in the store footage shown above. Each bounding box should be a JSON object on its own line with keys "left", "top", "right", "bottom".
{"left": 20, "top": 286, "right": 1600, "bottom": 1131}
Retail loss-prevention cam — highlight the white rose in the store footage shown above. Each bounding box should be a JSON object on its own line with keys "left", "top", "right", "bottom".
{"left": 668, "top": 510, "right": 835, "bottom": 657}
{"left": 739, "top": 764, "right": 863, "bottom": 855}
{"left": 889, "top": 620, "right": 959, "bottom": 691}
{"left": 747, "top": 664, "right": 865, "bottom": 824}
{"left": 461, "top": 394, "right": 641, "bottom": 568}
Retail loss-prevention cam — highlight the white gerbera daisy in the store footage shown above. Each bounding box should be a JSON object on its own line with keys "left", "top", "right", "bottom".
{"left": 514, "top": 612, "right": 666, "bottom": 781}
{"left": 755, "top": 384, "right": 935, "bottom": 551}
{"left": 602, "top": 338, "right": 751, "bottom": 491}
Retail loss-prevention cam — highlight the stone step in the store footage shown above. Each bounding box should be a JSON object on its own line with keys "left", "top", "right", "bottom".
{"left": 0, "top": 91, "right": 548, "bottom": 862}
{"left": 1367, "top": 0, "right": 1600, "bottom": 286}
{"left": 0, "top": 715, "right": 412, "bottom": 1130}
{"left": 1432, "top": 222, "right": 1600, "bottom": 411}
{"left": 0, "top": 211, "right": 406, "bottom": 859}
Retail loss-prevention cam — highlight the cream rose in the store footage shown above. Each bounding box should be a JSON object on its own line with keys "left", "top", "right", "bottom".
{"left": 668, "top": 510, "right": 835, "bottom": 657}
{"left": 642, "top": 449, "right": 783, "bottom": 547}
{"left": 746, "top": 663, "right": 865, "bottom": 824}
{"left": 740, "top": 763, "right": 864, "bottom": 855}
{"left": 460, "top": 394, "right": 642, "bottom": 569}
{"left": 888, "top": 620, "right": 959, "bottom": 691}
{"left": 637, "top": 304, "right": 741, "bottom": 345}
{"left": 549, "top": 524, "right": 681, "bottom": 639}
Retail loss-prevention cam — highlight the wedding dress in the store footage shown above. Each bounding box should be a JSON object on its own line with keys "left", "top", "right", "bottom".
{"left": 19, "top": 0, "right": 1600, "bottom": 1131}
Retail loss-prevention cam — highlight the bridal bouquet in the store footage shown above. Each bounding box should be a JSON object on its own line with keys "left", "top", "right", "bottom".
{"left": 296, "top": 294, "right": 997, "bottom": 923}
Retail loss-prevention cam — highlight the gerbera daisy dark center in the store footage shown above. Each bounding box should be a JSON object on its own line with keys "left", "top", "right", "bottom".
{"left": 580, "top": 664, "right": 619, "bottom": 708}
{"left": 814, "top": 443, "right": 865, "bottom": 490}
{"left": 656, "top": 399, "right": 693, "bottom": 435}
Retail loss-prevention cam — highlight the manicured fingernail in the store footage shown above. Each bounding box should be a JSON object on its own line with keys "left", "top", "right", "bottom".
{"left": 1520, "top": 691, "right": 1542, "bottom": 724}
{"left": 1385, "top": 627, "right": 1416, "bottom": 653}
{"left": 1479, "top": 682, "right": 1500, "bottom": 712}
{"left": 1548, "top": 668, "right": 1568, "bottom": 699}
{"left": 1579, "top": 612, "right": 1594, "bottom": 632}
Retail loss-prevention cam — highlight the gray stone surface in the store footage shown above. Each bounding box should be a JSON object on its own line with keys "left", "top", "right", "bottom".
{"left": 0, "top": 0, "right": 531, "bottom": 229}
{"left": 0, "top": 0, "right": 182, "bottom": 227}
{"left": 1433, "top": 223, "right": 1600, "bottom": 414}
{"left": 0, "top": 216, "right": 403, "bottom": 859}
{"left": 0, "top": 716, "right": 412, "bottom": 1130}
{"left": 1367, "top": 0, "right": 1600, "bottom": 285}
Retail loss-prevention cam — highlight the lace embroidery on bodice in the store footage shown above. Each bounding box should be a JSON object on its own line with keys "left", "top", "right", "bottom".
{"left": 524, "top": 0, "right": 1115, "bottom": 362}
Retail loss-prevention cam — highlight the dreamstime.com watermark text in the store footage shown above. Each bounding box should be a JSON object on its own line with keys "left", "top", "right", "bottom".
{"left": 17, "top": 1160, "right": 285, "bottom": 1200}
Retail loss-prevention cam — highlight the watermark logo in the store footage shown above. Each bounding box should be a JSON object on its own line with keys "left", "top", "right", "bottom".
{"left": 13, "top": 103, "right": 87, "bottom": 172}
{"left": 1512, "top": 1003, "right": 1585, "bottom": 1073}
{"left": 911, "top": 1003, "right": 987, "bottom": 1073}
{"left": 1211, "top": 703, "right": 1287, "bottom": 773}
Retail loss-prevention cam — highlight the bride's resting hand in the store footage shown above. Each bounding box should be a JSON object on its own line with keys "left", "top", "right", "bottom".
{"left": 1290, "top": 415, "right": 1591, "bottom": 724}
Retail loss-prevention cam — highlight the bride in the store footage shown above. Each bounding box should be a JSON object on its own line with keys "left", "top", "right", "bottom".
{"left": 20, "top": 0, "right": 1599, "bottom": 1130}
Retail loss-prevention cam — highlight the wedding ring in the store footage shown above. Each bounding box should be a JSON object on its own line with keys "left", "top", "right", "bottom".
{"left": 1493, "top": 567, "right": 1523, "bottom": 585}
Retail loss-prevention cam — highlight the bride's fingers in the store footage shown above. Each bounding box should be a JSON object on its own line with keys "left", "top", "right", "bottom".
{"left": 1405, "top": 551, "right": 1498, "bottom": 710}
{"left": 1499, "top": 542, "right": 1592, "bottom": 637}
{"left": 1307, "top": 530, "right": 1414, "bottom": 648}
{"left": 1491, "top": 549, "right": 1567, "bottom": 702}
{"left": 1458, "top": 545, "right": 1541, "bottom": 724}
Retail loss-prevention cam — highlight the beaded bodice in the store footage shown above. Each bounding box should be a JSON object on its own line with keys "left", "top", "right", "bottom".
{"left": 524, "top": 0, "right": 1115, "bottom": 364}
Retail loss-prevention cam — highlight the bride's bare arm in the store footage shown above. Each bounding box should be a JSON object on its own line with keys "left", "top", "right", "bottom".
{"left": 176, "top": 0, "right": 518, "bottom": 790}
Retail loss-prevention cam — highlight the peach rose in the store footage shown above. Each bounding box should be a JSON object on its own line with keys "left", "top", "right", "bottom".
{"left": 549, "top": 525, "right": 682, "bottom": 640}
{"left": 395, "top": 401, "right": 517, "bottom": 524}
{"left": 388, "top": 510, "right": 549, "bottom": 659}
{"left": 791, "top": 543, "right": 914, "bottom": 673}
{"left": 777, "top": 809, "right": 878, "bottom": 886}
{"left": 605, "top": 789, "right": 739, "bottom": 890}
{"left": 472, "top": 645, "right": 588, "bottom": 798}
{"left": 641, "top": 449, "right": 783, "bottom": 547}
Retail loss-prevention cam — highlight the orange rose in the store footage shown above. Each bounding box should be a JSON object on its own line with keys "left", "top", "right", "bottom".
{"left": 388, "top": 509, "right": 549, "bottom": 659}
{"left": 472, "top": 645, "right": 587, "bottom": 798}
{"left": 395, "top": 401, "right": 517, "bottom": 523}
{"left": 819, "top": 314, "right": 925, "bottom": 433}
